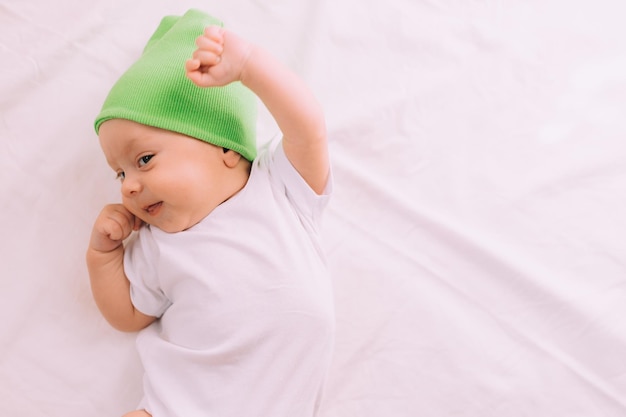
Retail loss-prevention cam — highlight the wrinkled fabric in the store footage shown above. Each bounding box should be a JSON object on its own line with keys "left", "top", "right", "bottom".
{"left": 1, "top": 0, "right": 626, "bottom": 416}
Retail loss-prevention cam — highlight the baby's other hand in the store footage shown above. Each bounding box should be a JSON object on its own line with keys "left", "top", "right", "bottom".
{"left": 185, "top": 26, "right": 253, "bottom": 87}
{"left": 89, "top": 204, "right": 142, "bottom": 253}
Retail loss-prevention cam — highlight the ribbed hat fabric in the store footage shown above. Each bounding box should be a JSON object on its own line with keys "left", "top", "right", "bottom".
{"left": 94, "top": 9, "right": 258, "bottom": 161}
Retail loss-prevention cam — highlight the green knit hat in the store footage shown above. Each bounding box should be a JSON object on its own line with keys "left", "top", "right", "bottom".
{"left": 94, "top": 9, "right": 258, "bottom": 161}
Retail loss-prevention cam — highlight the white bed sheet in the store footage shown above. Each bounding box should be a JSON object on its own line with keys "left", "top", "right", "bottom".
{"left": 2, "top": 0, "right": 626, "bottom": 415}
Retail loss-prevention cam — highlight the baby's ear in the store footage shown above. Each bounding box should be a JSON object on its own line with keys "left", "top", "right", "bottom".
{"left": 222, "top": 148, "right": 243, "bottom": 168}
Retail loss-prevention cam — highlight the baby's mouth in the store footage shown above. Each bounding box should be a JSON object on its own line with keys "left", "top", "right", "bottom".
{"left": 145, "top": 202, "right": 163, "bottom": 216}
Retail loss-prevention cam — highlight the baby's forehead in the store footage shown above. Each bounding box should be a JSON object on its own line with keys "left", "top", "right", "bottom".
{"left": 98, "top": 120, "right": 156, "bottom": 158}
{"left": 100, "top": 119, "right": 175, "bottom": 147}
{"left": 100, "top": 119, "right": 222, "bottom": 158}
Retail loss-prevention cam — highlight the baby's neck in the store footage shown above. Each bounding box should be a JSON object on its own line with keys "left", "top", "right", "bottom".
{"left": 220, "top": 159, "right": 252, "bottom": 205}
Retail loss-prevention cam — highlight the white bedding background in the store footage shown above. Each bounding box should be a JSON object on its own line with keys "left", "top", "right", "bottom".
{"left": 2, "top": 0, "right": 626, "bottom": 415}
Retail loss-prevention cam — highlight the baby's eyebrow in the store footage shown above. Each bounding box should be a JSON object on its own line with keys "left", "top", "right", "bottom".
{"left": 103, "top": 137, "right": 142, "bottom": 167}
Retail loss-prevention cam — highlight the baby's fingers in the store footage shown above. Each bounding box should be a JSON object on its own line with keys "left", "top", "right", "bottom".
{"left": 185, "top": 58, "right": 201, "bottom": 72}
{"left": 102, "top": 219, "right": 126, "bottom": 242}
{"left": 192, "top": 49, "right": 222, "bottom": 67}
{"left": 90, "top": 205, "right": 137, "bottom": 252}
{"left": 202, "top": 26, "right": 224, "bottom": 44}
{"left": 196, "top": 28, "right": 224, "bottom": 53}
{"left": 185, "top": 53, "right": 222, "bottom": 87}
{"left": 185, "top": 59, "right": 214, "bottom": 87}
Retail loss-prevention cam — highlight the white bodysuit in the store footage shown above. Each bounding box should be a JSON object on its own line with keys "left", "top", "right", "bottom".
{"left": 124, "top": 140, "right": 334, "bottom": 417}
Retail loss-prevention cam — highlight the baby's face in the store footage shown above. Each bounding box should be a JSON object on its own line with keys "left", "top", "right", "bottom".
{"left": 99, "top": 119, "right": 237, "bottom": 232}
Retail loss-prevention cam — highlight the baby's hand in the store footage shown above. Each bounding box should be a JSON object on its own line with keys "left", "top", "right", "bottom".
{"left": 89, "top": 204, "right": 142, "bottom": 253}
{"left": 185, "top": 26, "right": 253, "bottom": 87}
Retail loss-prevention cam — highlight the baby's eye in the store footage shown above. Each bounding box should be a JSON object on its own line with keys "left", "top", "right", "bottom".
{"left": 116, "top": 171, "right": 125, "bottom": 182}
{"left": 138, "top": 154, "right": 154, "bottom": 167}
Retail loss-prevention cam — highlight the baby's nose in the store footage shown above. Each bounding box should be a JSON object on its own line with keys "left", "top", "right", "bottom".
{"left": 121, "top": 176, "right": 142, "bottom": 197}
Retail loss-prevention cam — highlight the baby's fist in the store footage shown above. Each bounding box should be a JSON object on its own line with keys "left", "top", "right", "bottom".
{"left": 185, "top": 27, "right": 252, "bottom": 87}
{"left": 186, "top": 26, "right": 225, "bottom": 86}
{"left": 89, "top": 204, "right": 141, "bottom": 253}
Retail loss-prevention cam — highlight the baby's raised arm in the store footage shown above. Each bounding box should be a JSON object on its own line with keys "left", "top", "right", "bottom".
{"left": 86, "top": 204, "right": 155, "bottom": 332}
{"left": 186, "top": 27, "right": 329, "bottom": 194}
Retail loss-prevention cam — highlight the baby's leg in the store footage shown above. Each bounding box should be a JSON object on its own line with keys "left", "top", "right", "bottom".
{"left": 122, "top": 411, "right": 151, "bottom": 417}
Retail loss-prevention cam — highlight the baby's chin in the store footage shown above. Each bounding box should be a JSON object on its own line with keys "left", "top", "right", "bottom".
{"left": 144, "top": 216, "right": 203, "bottom": 234}
{"left": 130, "top": 203, "right": 213, "bottom": 234}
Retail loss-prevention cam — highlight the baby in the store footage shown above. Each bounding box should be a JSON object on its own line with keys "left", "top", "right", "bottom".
{"left": 86, "top": 9, "right": 334, "bottom": 417}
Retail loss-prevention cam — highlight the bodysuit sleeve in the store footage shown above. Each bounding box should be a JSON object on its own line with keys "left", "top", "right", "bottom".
{"left": 271, "top": 141, "right": 333, "bottom": 231}
{"left": 123, "top": 226, "right": 172, "bottom": 318}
